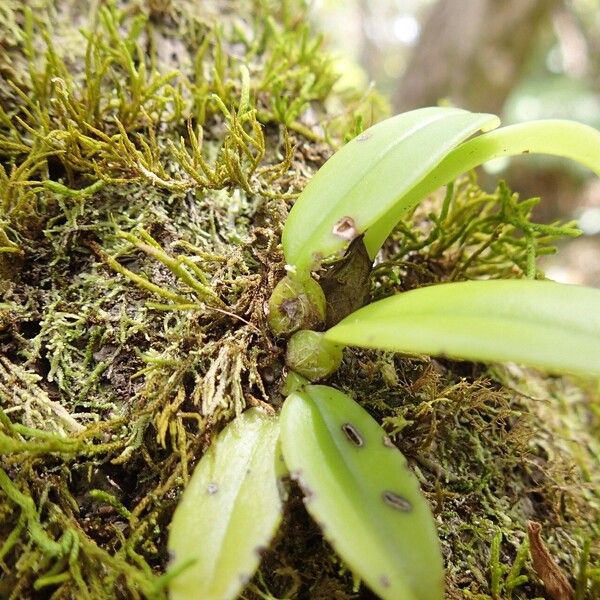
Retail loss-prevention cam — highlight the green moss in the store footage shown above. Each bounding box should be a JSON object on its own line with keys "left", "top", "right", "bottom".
{"left": 372, "top": 176, "right": 581, "bottom": 298}
{"left": 0, "top": 1, "right": 597, "bottom": 599}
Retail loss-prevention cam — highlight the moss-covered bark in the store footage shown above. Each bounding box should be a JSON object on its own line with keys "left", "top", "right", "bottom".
{"left": 0, "top": 1, "right": 598, "bottom": 599}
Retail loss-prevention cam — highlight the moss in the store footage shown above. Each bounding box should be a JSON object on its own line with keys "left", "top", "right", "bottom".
{"left": 0, "top": 1, "right": 598, "bottom": 599}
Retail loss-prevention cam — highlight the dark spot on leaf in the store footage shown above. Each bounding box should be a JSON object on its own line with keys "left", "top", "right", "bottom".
{"left": 523, "top": 149, "right": 530, "bottom": 153}
{"left": 382, "top": 491, "right": 412, "bottom": 512}
{"left": 341, "top": 423, "right": 364, "bottom": 447}
{"left": 356, "top": 132, "right": 371, "bottom": 142}
{"left": 207, "top": 482, "right": 218, "bottom": 495}
{"left": 332, "top": 217, "right": 356, "bottom": 240}
{"left": 380, "top": 575, "right": 391, "bottom": 588}
{"left": 382, "top": 435, "right": 395, "bottom": 448}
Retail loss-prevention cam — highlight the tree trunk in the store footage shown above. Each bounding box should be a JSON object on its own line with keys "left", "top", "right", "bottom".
{"left": 394, "top": 0, "right": 559, "bottom": 114}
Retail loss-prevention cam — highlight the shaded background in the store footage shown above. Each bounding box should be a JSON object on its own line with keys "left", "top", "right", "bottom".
{"left": 312, "top": 0, "right": 600, "bottom": 285}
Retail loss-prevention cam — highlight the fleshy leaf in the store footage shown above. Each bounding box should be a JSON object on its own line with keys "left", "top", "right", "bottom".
{"left": 280, "top": 385, "right": 444, "bottom": 600}
{"left": 325, "top": 280, "right": 600, "bottom": 378}
{"left": 364, "top": 119, "right": 600, "bottom": 255}
{"left": 282, "top": 107, "right": 499, "bottom": 274}
{"left": 168, "top": 408, "right": 284, "bottom": 600}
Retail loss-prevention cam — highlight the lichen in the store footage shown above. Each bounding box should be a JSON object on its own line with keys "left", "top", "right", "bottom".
{"left": 0, "top": 1, "right": 597, "bottom": 599}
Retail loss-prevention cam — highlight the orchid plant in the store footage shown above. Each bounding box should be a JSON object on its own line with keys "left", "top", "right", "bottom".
{"left": 168, "top": 107, "right": 600, "bottom": 600}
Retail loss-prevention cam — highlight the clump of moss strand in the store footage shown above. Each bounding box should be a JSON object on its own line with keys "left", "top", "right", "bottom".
{"left": 0, "top": 1, "right": 598, "bottom": 599}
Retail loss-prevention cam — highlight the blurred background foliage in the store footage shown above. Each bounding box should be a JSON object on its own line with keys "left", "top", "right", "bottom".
{"left": 312, "top": 0, "right": 600, "bottom": 286}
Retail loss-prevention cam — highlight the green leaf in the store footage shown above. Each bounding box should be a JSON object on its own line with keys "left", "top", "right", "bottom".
{"left": 280, "top": 385, "right": 444, "bottom": 600}
{"left": 325, "top": 280, "right": 600, "bottom": 378}
{"left": 168, "top": 408, "right": 284, "bottom": 600}
{"left": 364, "top": 119, "right": 600, "bottom": 255}
{"left": 282, "top": 107, "right": 499, "bottom": 274}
